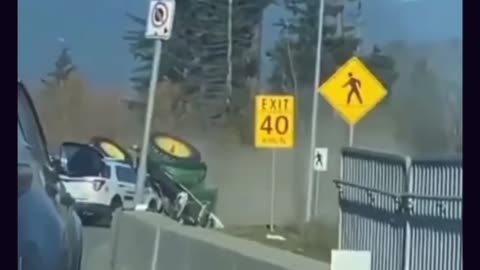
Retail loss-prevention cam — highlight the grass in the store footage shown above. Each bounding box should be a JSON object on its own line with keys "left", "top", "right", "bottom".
{"left": 222, "top": 225, "right": 332, "bottom": 263}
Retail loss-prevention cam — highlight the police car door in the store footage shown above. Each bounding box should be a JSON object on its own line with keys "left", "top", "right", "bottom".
{"left": 115, "top": 164, "right": 137, "bottom": 209}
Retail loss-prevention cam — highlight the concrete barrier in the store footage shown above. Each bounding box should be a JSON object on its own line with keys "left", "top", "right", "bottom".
{"left": 110, "top": 211, "right": 330, "bottom": 270}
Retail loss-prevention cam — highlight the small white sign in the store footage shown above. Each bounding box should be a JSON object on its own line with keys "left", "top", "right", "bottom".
{"left": 331, "top": 250, "right": 371, "bottom": 270}
{"left": 145, "top": 0, "right": 176, "bottom": 40}
{"left": 314, "top": 147, "right": 328, "bottom": 172}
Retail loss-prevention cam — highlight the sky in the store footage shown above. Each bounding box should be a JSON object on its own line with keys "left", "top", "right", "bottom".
{"left": 18, "top": 0, "right": 462, "bottom": 90}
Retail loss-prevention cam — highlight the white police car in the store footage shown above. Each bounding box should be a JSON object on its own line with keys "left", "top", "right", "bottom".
{"left": 61, "top": 158, "right": 161, "bottom": 224}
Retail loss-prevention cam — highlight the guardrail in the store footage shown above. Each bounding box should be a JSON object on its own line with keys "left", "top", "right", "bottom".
{"left": 334, "top": 180, "right": 462, "bottom": 203}
{"left": 110, "top": 211, "right": 330, "bottom": 270}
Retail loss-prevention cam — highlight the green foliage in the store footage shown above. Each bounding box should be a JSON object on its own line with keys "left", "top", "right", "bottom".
{"left": 268, "top": 0, "right": 398, "bottom": 97}
{"left": 360, "top": 46, "right": 399, "bottom": 92}
{"left": 124, "top": 0, "right": 272, "bottom": 112}
{"left": 124, "top": 13, "right": 182, "bottom": 93}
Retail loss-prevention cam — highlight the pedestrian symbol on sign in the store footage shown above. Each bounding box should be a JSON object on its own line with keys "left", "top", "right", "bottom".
{"left": 343, "top": 72, "right": 363, "bottom": 105}
{"left": 317, "top": 56, "right": 388, "bottom": 125}
{"left": 315, "top": 152, "right": 323, "bottom": 167}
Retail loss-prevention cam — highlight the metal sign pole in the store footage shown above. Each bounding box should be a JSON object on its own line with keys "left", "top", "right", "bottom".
{"left": 349, "top": 124, "right": 354, "bottom": 146}
{"left": 305, "top": 0, "right": 326, "bottom": 223}
{"left": 269, "top": 149, "right": 277, "bottom": 232}
{"left": 313, "top": 171, "right": 320, "bottom": 217}
{"left": 134, "top": 40, "right": 163, "bottom": 206}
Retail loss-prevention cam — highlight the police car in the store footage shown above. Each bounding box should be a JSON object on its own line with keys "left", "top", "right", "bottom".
{"left": 61, "top": 158, "right": 161, "bottom": 224}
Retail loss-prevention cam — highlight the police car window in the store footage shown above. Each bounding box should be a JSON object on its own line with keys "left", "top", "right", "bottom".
{"left": 18, "top": 84, "right": 48, "bottom": 163}
{"left": 116, "top": 166, "right": 136, "bottom": 184}
{"left": 101, "top": 164, "right": 111, "bottom": 178}
{"left": 61, "top": 145, "right": 79, "bottom": 161}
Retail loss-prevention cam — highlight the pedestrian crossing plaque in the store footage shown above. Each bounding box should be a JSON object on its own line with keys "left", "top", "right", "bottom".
{"left": 314, "top": 147, "right": 328, "bottom": 172}
{"left": 318, "top": 56, "right": 387, "bottom": 125}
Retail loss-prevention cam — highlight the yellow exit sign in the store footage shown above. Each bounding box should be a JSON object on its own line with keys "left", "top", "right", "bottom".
{"left": 254, "top": 95, "right": 295, "bottom": 149}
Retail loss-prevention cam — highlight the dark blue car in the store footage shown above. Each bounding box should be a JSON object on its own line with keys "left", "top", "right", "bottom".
{"left": 17, "top": 81, "right": 99, "bottom": 270}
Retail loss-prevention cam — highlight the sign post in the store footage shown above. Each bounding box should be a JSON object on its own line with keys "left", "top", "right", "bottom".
{"left": 318, "top": 56, "right": 387, "bottom": 248}
{"left": 134, "top": 0, "right": 176, "bottom": 206}
{"left": 349, "top": 124, "right": 354, "bottom": 146}
{"left": 255, "top": 95, "right": 295, "bottom": 234}
{"left": 305, "top": 0, "right": 326, "bottom": 224}
{"left": 269, "top": 149, "right": 277, "bottom": 233}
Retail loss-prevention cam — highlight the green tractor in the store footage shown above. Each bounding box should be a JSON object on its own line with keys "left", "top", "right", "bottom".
{"left": 146, "top": 132, "right": 219, "bottom": 216}
{"left": 89, "top": 133, "right": 221, "bottom": 228}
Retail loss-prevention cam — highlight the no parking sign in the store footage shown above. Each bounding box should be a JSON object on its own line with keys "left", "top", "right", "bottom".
{"left": 145, "top": 0, "right": 176, "bottom": 40}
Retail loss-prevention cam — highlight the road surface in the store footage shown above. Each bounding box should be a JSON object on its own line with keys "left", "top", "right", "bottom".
{"left": 81, "top": 225, "right": 111, "bottom": 270}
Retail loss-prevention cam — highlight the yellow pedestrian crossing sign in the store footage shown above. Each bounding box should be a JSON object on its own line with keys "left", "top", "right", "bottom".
{"left": 318, "top": 56, "right": 387, "bottom": 125}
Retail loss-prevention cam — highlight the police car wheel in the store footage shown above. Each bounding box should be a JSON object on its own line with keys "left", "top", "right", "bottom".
{"left": 110, "top": 198, "right": 123, "bottom": 213}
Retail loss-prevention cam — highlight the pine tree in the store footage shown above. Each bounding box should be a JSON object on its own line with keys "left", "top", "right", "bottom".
{"left": 123, "top": 0, "right": 272, "bottom": 120}
{"left": 267, "top": 0, "right": 398, "bottom": 96}
{"left": 41, "top": 47, "right": 76, "bottom": 89}
{"left": 39, "top": 46, "right": 80, "bottom": 139}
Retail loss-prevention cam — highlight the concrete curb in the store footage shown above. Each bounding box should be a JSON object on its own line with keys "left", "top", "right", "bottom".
{"left": 111, "top": 211, "right": 330, "bottom": 270}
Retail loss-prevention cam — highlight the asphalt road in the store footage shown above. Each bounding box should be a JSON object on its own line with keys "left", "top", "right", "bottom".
{"left": 81, "top": 225, "right": 111, "bottom": 270}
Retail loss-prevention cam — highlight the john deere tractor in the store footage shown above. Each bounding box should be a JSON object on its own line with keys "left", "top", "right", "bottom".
{"left": 88, "top": 133, "right": 220, "bottom": 227}
{"left": 146, "top": 132, "right": 218, "bottom": 214}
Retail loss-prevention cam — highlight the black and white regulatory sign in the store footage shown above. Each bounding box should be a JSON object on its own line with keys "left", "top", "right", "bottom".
{"left": 314, "top": 147, "right": 328, "bottom": 172}
{"left": 145, "top": 0, "right": 176, "bottom": 40}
